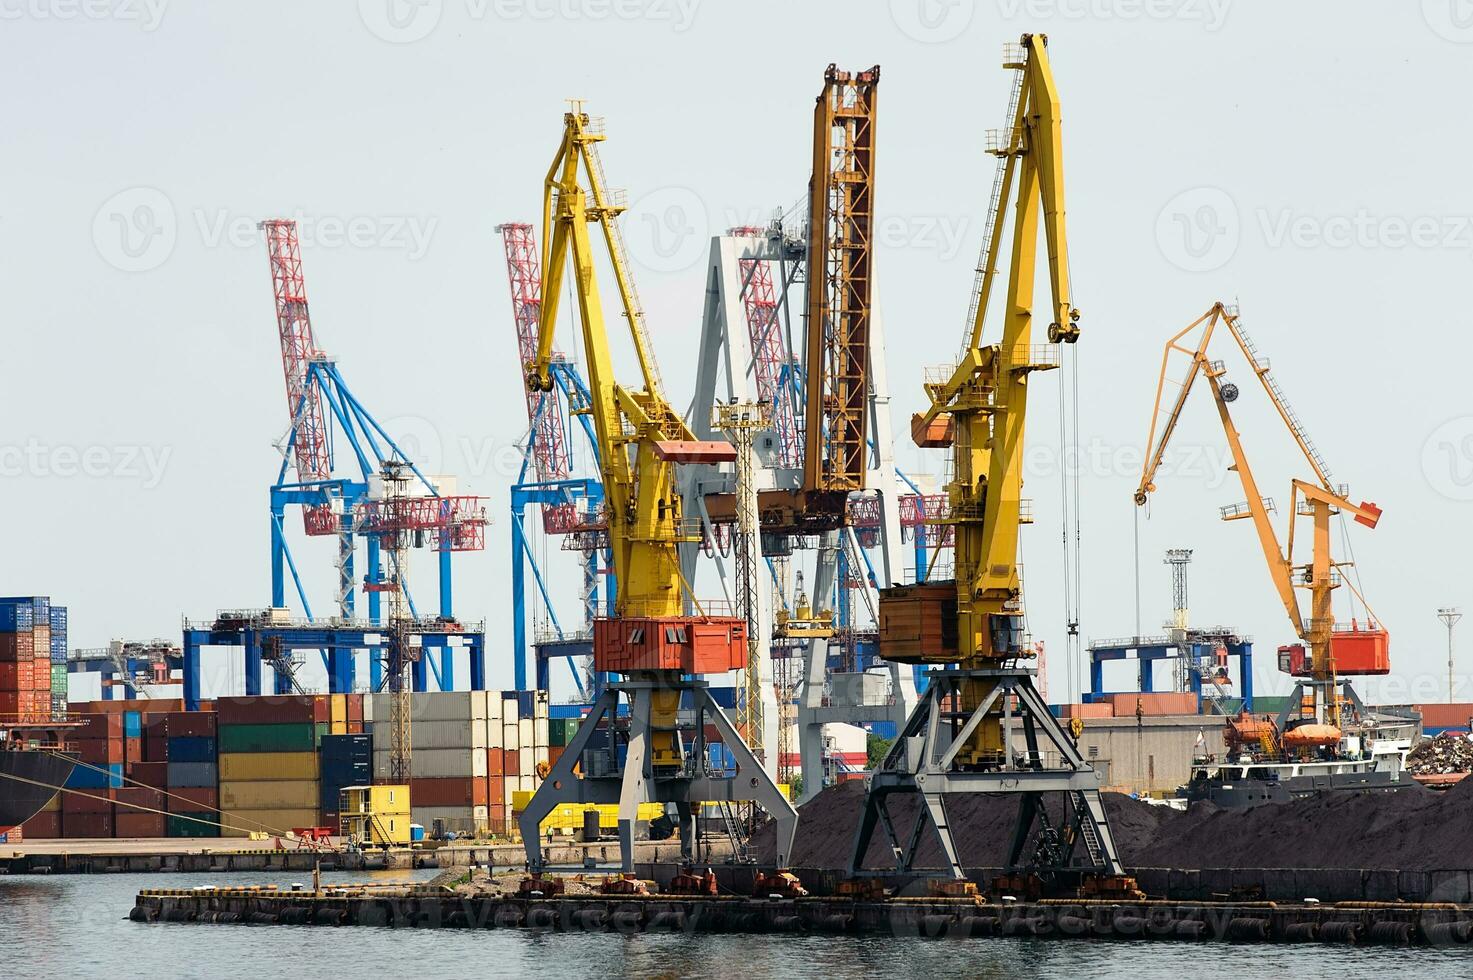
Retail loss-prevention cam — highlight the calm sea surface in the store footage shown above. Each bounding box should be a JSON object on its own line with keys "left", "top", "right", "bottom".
{"left": 0, "top": 868, "right": 1466, "bottom": 978}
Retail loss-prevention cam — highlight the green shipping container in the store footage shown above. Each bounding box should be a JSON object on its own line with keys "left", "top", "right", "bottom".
{"left": 218, "top": 722, "right": 317, "bottom": 754}
{"left": 167, "top": 812, "right": 221, "bottom": 838}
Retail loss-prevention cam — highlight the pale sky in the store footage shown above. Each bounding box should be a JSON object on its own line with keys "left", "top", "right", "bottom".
{"left": 3, "top": 1, "right": 1472, "bottom": 704}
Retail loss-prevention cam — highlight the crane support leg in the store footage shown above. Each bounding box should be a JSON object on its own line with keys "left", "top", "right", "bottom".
{"left": 520, "top": 678, "right": 798, "bottom": 874}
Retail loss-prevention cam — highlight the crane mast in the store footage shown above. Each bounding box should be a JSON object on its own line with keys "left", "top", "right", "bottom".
{"left": 849, "top": 36, "right": 1127, "bottom": 891}
{"left": 518, "top": 107, "right": 798, "bottom": 874}
{"left": 1134, "top": 302, "right": 1385, "bottom": 731}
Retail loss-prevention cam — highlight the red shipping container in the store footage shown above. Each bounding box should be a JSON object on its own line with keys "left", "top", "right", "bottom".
{"left": 164, "top": 711, "right": 217, "bottom": 738}
{"left": 166, "top": 787, "right": 218, "bottom": 812}
{"left": 21, "top": 811, "right": 61, "bottom": 839}
{"left": 487, "top": 748, "right": 504, "bottom": 777}
{"left": 0, "top": 633, "right": 35, "bottom": 662}
{"left": 1415, "top": 703, "right": 1473, "bottom": 730}
{"left": 1059, "top": 702, "right": 1114, "bottom": 720}
{"left": 63, "top": 812, "right": 114, "bottom": 838}
{"left": 62, "top": 788, "right": 112, "bottom": 815}
{"left": 0, "top": 662, "right": 23, "bottom": 691}
{"left": 123, "top": 736, "right": 143, "bottom": 763}
{"left": 346, "top": 721, "right": 363, "bottom": 735}
{"left": 127, "top": 761, "right": 168, "bottom": 788}
{"left": 115, "top": 811, "right": 167, "bottom": 838}
{"left": 346, "top": 694, "right": 364, "bottom": 723}
{"left": 488, "top": 775, "right": 505, "bottom": 804}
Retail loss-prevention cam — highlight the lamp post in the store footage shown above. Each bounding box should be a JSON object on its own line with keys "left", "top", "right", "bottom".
{"left": 1438, "top": 607, "right": 1462, "bottom": 704}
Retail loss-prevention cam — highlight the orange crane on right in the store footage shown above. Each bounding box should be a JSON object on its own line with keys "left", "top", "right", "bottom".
{"left": 1134, "top": 301, "right": 1391, "bottom": 749}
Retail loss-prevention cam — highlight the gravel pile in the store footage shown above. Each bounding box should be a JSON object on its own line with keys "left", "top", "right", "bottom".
{"left": 757, "top": 776, "right": 1473, "bottom": 872}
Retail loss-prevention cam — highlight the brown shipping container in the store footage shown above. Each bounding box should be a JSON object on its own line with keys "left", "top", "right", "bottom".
{"left": 1415, "top": 703, "right": 1473, "bottom": 730}
{"left": 62, "top": 790, "right": 112, "bottom": 815}
{"left": 78, "top": 739, "right": 124, "bottom": 766}
{"left": 76, "top": 713, "right": 125, "bottom": 739}
{"left": 125, "top": 762, "right": 168, "bottom": 788}
{"left": 216, "top": 695, "right": 328, "bottom": 726}
{"left": 144, "top": 736, "right": 168, "bottom": 761}
{"left": 0, "top": 632, "right": 35, "bottom": 662}
{"left": 21, "top": 811, "right": 61, "bottom": 839}
{"left": 487, "top": 747, "right": 503, "bottom": 776}
{"left": 0, "top": 662, "right": 24, "bottom": 690}
{"left": 410, "top": 777, "right": 488, "bottom": 808}
{"left": 114, "top": 786, "right": 166, "bottom": 813}
{"left": 115, "top": 811, "right": 167, "bottom": 838}
{"left": 63, "top": 812, "right": 115, "bottom": 838}
{"left": 164, "top": 710, "right": 218, "bottom": 738}
{"left": 347, "top": 694, "right": 364, "bottom": 723}
{"left": 124, "top": 736, "right": 143, "bottom": 762}
{"left": 166, "top": 787, "right": 219, "bottom": 812}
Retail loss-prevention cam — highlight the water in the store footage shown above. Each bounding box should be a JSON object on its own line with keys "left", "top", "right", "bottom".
{"left": 1, "top": 869, "right": 1466, "bottom": 978}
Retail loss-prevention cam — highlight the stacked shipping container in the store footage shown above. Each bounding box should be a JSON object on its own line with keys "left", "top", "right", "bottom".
{"left": 1, "top": 598, "right": 49, "bottom": 722}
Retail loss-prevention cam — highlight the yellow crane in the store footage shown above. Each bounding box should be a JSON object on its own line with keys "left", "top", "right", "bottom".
{"left": 1135, "top": 301, "right": 1386, "bottom": 733}
{"left": 848, "top": 36, "right": 1127, "bottom": 890}
{"left": 518, "top": 105, "right": 798, "bottom": 875}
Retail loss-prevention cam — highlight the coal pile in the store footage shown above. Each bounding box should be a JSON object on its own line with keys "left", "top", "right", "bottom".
{"left": 1406, "top": 731, "right": 1473, "bottom": 775}
{"left": 758, "top": 776, "right": 1473, "bottom": 872}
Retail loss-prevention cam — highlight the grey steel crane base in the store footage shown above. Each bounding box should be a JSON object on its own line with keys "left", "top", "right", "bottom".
{"left": 519, "top": 676, "right": 799, "bottom": 873}
{"left": 847, "top": 667, "right": 1124, "bottom": 880}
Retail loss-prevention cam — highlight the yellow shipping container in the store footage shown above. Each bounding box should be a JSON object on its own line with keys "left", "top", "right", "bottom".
{"left": 509, "top": 791, "right": 663, "bottom": 833}
{"left": 330, "top": 693, "right": 348, "bottom": 728}
{"left": 339, "top": 784, "right": 410, "bottom": 817}
{"left": 218, "top": 808, "right": 321, "bottom": 838}
{"left": 219, "top": 779, "right": 320, "bottom": 810}
{"left": 218, "top": 751, "right": 319, "bottom": 782}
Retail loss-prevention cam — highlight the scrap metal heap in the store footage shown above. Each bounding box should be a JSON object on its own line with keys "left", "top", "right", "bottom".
{"left": 517, "top": 107, "right": 798, "bottom": 873}
{"left": 849, "top": 35, "right": 1129, "bottom": 891}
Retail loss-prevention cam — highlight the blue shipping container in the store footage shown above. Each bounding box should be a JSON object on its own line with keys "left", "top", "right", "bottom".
{"left": 166, "top": 762, "right": 218, "bottom": 788}
{"left": 166, "top": 736, "right": 217, "bottom": 764}
{"left": 49, "top": 606, "right": 67, "bottom": 631}
{"left": 123, "top": 712, "right": 142, "bottom": 738}
{"left": 0, "top": 604, "right": 33, "bottom": 631}
{"left": 66, "top": 763, "right": 123, "bottom": 790}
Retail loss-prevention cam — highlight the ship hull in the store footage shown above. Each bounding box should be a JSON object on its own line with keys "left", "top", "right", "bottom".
{"left": 0, "top": 749, "right": 76, "bottom": 833}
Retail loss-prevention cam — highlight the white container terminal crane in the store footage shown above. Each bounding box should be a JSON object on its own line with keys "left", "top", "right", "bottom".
{"left": 516, "top": 105, "right": 798, "bottom": 877}
{"left": 846, "top": 35, "right": 1135, "bottom": 899}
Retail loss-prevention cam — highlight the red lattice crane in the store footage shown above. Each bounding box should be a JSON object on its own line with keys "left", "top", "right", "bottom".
{"left": 729, "top": 226, "right": 803, "bottom": 470}
{"left": 497, "top": 222, "right": 583, "bottom": 535}
{"left": 262, "top": 219, "right": 336, "bottom": 535}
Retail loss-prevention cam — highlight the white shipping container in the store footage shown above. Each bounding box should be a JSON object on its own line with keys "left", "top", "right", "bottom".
{"left": 403, "top": 747, "right": 488, "bottom": 779}
{"left": 501, "top": 720, "right": 520, "bottom": 752}
{"left": 485, "top": 692, "right": 501, "bottom": 724}
{"left": 500, "top": 692, "right": 520, "bottom": 724}
{"left": 519, "top": 719, "right": 533, "bottom": 752}
{"left": 534, "top": 691, "right": 549, "bottom": 720}
{"left": 534, "top": 717, "right": 549, "bottom": 749}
